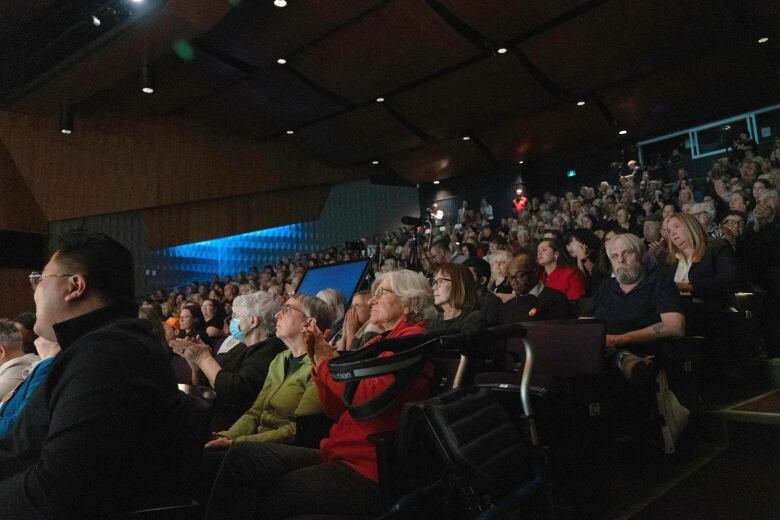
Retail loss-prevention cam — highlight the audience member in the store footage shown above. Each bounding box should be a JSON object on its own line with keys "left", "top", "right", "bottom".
{"left": 171, "top": 291, "right": 286, "bottom": 429}
{"left": 336, "top": 290, "right": 373, "bottom": 351}
{"left": 13, "top": 312, "right": 37, "bottom": 355}
{"left": 0, "top": 231, "right": 189, "bottom": 517}
{"left": 203, "top": 270, "right": 435, "bottom": 519}
{"left": 537, "top": 238, "right": 586, "bottom": 301}
{"left": 429, "top": 263, "right": 484, "bottom": 334}
{"left": 499, "top": 252, "right": 571, "bottom": 324}
{"left": 566, "top": 229, "right": 606, "bottom": 297}
{"left": 0, "top": 320, "right": 38, "bottom": 399}
{"left": 487, "top": 249, "right": 514, "bottom": 301}
{"left": 0, "top": 336, "right": 60, "bottom": 439}
{"left": 463, "top": 257, "right": 502, "bottom": 327}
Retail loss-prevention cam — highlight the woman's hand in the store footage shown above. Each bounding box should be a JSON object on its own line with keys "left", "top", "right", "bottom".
{"left": 342, "top": 307, "right": 360, "bottom": 348}
{"left": 204, "top": 432, "right": 233, "bottom": 450}
{"left": 169, "top": 336, "right": 211, "bottom": 366}
{"left": 303, "top": 321, "right": 334, "bottom": 369}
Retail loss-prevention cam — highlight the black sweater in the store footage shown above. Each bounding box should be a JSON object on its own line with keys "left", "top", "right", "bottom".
{"left": 0, "top": 305, "right": 190, "bottom": 518}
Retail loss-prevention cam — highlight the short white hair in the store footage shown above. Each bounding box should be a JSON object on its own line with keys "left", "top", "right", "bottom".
{"left": 383, "top": 270, "right": 436, "bottom": 322}
{"left": 232, "top": 291, "right": 281, "bottom": 335}
{"left": 316, "top": 288, "right": 347, "bottom": 322}
{"left": 489, "top": 250, "right": 513, "bottom": 267}
{"left": 605, "top": 233, "right": 646, "bottom": 261}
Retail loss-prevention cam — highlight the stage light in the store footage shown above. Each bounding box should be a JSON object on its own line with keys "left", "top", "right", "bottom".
{"left": 461, "top": 134, "right": 471, "bottom": 141}
{"left": 518, "top": 160, "right": 524, "bottom": 164}
{"left": 431, "top": 209, "right": 444, "bottom": 220}
{"left": 567, "top": 169, "right": 577, "bottom": 178}
{"left": 372, "top": 160, "right": 380, "bottom": 165}
{"left": 286, "top": 130, "right": 294, "bottom": 135}
{"left": 274, "top": 0, "right": 287, "bottom": 6}
{"left": 433, "top": 180, "right": 440, "bottom": 184}
{"left": 141, "top": 60, "right": 155, "bottom": 94}
{"left": 497, "top": 47, "right": 508, "bottom": 54}
{"left": 60, "top": 105, "right": 73, "bottom": 135}
{"left": 131, "top": 0, "right": 144, "bottom": 3}
{"left": 758, "top": 37, "right": 769, "bottom": 44}
{"left": 376, "top": 97, "right": 385, "bottom": 103}
{"left": 577, "top": 100, "right": 586, "bottom": 106}
{"left": 618, "top": 129, "right": 628, "bottom": 135}
{"left": 277, "top": 58, "right": 287, "bottom": 64}
{"left": 91, "top": 15, "right": 101, "bottom": 26}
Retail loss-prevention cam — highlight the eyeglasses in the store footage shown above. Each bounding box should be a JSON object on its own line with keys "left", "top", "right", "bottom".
{"left": 373, "top": 287, "right": 394, "bottom": 299}
{"left": 506, "top": 270, "right": 537, "bottom": 282}
{"left": 29, "top": 271, "right": 73, "bottom": 291}
{"left": 279, "top": 304, "right": 307, "bottom": 318}
{"left": 430, "top": 277, "right": 452, "bottom": 288}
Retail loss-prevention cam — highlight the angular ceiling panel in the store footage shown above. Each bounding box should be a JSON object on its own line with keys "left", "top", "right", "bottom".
{"left": 440, "top": 0, "right": 591, "bottom": 42}
{"left": 291, "top": 0, "right": 481, "bottom": 103}
{"left": 198, "top": 0, "right": 385, "bottom": 68}
{"left": 184, "top": 67, "right": 345, "bottom": 138}
{"left": 391, "top": 55, "right": 554, "bottom": 140}
{"left": 296, "top": 104, "right": 425, "bottom": 165}
{"left": 601, "top": 42, "right": 780, "bottom": 138}
{"left": 78, "top": 52, "right": 247, "bottom": 116}
{"left": 385, "top": 137, "right": 493, "bottom": 184}
{"left": 478, "top": 102, "right": 613, "bottom": 162}
{"left": 520, "top": 0, "right": 738, "bottom": 93}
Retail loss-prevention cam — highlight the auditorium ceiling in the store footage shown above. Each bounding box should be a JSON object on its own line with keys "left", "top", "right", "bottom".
{"left": 1, "top": 0, "right": 779, "bottom": 188}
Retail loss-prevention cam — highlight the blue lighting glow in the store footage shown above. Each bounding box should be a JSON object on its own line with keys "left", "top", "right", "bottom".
{"left": 155, "top": 223, "right": 310, "bottom": 285}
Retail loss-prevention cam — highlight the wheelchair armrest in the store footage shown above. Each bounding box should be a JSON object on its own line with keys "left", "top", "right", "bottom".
{"left": 368, "top": 432, "right": 397, "bottom": 508}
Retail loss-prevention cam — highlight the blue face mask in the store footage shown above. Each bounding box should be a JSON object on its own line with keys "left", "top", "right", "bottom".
{"left": 229, "top": 318, "right": 247, "bottom": 342}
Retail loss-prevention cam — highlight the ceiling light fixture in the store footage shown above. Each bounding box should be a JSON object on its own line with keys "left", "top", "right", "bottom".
{"left": 131, "top": 0, "right": 144, "bottom": 3}
{"left": 140, "top": 60, "right": 155, "bottom": 94}
{"left": 91, "top": 15, "right": 101, "bottom": 26}
{"left": 758, "top": 37, "right": 769, "bottom": 44}
{"left": 60, "top": 105, "right": 73, "bottom": 135}
{"left": 276, "top": 58, "right": 287, "bottom": 64}
{"left": 286, "top": 130, "right": 294, "bottom": 135}
{"left": 497, "top": 47, "right": 508, "bottom": 54}
{"left": 376, "top": 97, "right": 385, "bottom": 103}
{"left": 433, "top": 180, "right": 440, "bottom": 184}
{"left": 462, "top": 134, "right": 471, "bottom": 141}
{"left": 618, "top": 129, "right": 628, "bottom": 135}
{"left": 576, "top": 100, "right": 586, "bottom": 106}
{"left": 372, "top": 160, "right": 380, "bottom": 165}
{"left": 518, "top": 160, "right": 524, "bottom": 164}
{"left": 274, "top": 0, "right": 287, "bottom": 6}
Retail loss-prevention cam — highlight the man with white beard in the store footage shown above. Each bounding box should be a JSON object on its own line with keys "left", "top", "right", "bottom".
{"left": 582, "top": 233, "right": 688, "bottom": 453}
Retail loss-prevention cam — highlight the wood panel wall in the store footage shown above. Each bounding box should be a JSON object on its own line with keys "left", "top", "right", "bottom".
{"left": 0, "top": 110, "right": 366, "bottom": 223}
{"left": 0, "top": 139, "right": 46, "bottom": 233}
{"left": 0, "top": 268, "right": 36, "bottom": 319}
{"left": 143, "top": 184, "right": 332, "bottom": 249}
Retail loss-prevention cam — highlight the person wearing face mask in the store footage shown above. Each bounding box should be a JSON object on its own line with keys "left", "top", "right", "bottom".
{"left": 170, "top": 291, "right": 285, "bottom": 430}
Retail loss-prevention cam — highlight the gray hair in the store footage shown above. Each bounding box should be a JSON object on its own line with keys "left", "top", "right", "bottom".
{"left": 316, "top": 288, "right": 347, "bottom": 322}
{"left": 0, "top": 319, "right": 22, "bottom": 350}
{"left": 233, "top": 291, "right": 281, "bottom": 336}
{"left": 605, "top": 233, "right": 646, "bottom": 261}
{"left": 293, "top": 294, "right": 334, "bottom": 332}
{"left": 489, "top": 250, "right": 513, "bottom": 267}
{"left": 382, "top": 269, "right": 436, "bottom": 322}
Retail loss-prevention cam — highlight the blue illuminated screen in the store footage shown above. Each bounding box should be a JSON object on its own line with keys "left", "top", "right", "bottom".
{"left": 296, "top": 260, "right": 369, "bottom": 304}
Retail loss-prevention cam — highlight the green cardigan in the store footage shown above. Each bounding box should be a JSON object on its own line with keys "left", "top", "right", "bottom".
{"left": 222, "top": 350, "right": 322, "bottom": 444}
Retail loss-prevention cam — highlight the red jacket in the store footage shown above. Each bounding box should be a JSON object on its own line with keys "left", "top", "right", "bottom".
{"left": 539, "top": 265, "right": 586, "bottom": 301}
{"left": 313, "top": 319, "right": 432, "bottom": 482}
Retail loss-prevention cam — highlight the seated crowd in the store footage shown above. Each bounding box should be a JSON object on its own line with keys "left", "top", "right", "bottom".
{"left": 0, "top": 148, "right": 778, "bottom": 518}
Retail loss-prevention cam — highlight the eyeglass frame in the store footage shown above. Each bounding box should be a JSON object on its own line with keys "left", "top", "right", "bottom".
{"left": 430, "top": 277, "right": 452, "bottom": 288}
{"left": 372, "top": 287, "right": 394, "bottom": 300}
{"left": 28, "top": 271, "right": 74, "bottom": 291}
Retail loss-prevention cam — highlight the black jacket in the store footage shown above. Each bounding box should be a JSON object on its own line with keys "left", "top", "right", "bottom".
{"left": 666, "top": 239, "right": 737, "bottom": 306}
{"left": 0, "top": 304, "right": 190, "bottom": 518}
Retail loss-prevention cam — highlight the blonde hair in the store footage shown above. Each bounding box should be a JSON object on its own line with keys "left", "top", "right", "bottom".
{"left": 666, "top": 212, "right": 707, "bottom": 263}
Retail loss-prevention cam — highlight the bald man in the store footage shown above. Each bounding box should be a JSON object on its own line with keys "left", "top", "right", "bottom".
{"left": 498, "top": 252, "right": 571, "bottom": 324}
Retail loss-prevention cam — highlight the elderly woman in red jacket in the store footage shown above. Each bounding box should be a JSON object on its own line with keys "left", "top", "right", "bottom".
{"left": 204, "top": 270, "right": 436, "bottom": 520}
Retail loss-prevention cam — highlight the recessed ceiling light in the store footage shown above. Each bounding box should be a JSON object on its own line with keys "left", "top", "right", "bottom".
{"left": 91, "top": 15, "right": 101, "bottom": 26}
{"left": 276, "top": 58, "right": 287, "bottom": 65}
{"left": 274, "top": 0, "right": 287, "bottom": 6}
{"left": 61, "top": 129, "right": 72, "bottom": 135}
{"left": 371, "top": 160, "right": 380, "bottom": 165}
{"left": 376, "top": 97, "right": 385, "bottom": 103}
{"left": 576, "top": 100, "right": 586, "bottom": 106}
{"left": 462, "top": 135, "right": 471, "bottom": 141}
{"left": 286, "top": 130, "right": 294, "bottom": 135}
{"left": 142, "top": 87, "right": 154, "bottom": 94}
{"left": 758, "top": 37, "right": 769, "bottom": 44}
{"left": 497, "top": 47, "right": 508, "bottom": 54}
{"left": 518, "top": 160, "right": 524, "bottom": 164}
{"left": 433, "top": 180, "right": 440, "bottom": 185}
{"left": 618, "top": 130, "right": 628, "bottom": 135}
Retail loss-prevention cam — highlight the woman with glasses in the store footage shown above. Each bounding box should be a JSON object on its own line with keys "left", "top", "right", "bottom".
{"left": 429, "top": 263, "right": 484, "bottom": 334}
{"left": 204, "top": 270, "right": 436, "bottom": 520}
{"left": 170, "top": 292, "right": 285, "bottom": 430}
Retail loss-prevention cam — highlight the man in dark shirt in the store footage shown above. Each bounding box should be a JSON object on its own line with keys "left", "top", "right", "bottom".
{"left": 463, "top": 257, "right": 501, "bottom": 327}
{"left": 582, "top": 233, "right": 687, "bottom": 453}
{"left": 0, "top": 231, "right": 190, "bottom": 518}
{"left": 499, "top": 252, "right": 571, "bottom": 324}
